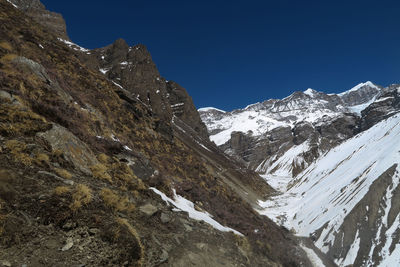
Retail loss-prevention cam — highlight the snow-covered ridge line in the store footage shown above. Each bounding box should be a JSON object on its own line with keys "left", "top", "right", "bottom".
{"left": 150, "top": 187, "right": 243, "bottom": 236}
{"left": 200, "top": 81, "right": 379, "bottom": 115}
{"left": 199, "top": 81, "right": 382, "bottom": 147}
{"left": 337, "top": 81, "right": 378, "bottom": 96}
{"left": 198, "top": 107, "right": 226, "bottom": 113}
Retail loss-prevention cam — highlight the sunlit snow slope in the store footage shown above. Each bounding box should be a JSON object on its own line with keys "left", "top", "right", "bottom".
{"left": 259, "top": 113, "right": 400, "bottom": 266}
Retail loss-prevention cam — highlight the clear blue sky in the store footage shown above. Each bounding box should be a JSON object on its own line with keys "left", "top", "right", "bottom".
{"left": 41, "top": 0, "right": 400, "bottom": 111}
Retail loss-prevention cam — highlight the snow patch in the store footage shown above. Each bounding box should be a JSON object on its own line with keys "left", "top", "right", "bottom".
{"left": 301, "top": 244, "right": 326, "bottom": 267}
{"left": 99, "top": 68, "right": 109, "bottom": 74}
{"left": 123, "top": 145, "right": 132, "bottom": 151}
{"left": 259, "top": 141, "right": 310, "bottom": 177}
{"left": 57, "top": 38, "right": 90, "bottom": 53}
{"left": 111, "top": 134, "right": 120, "bottom": 142}
{"left": 260, "top": 175, "right": 292, "bottom": 192}
{"left": 375, "top": 96, "right": 394, "bottom": 103}
{"left": 6, "top": 0, "right": 18, "bottom": 8}
{"left": 336, "top": 230, "right": 360, "bottom": 266}
{"left": 303, "top": 88, "right": 316, "bottom": 97}
{"left": 112, "top": 81, "right": 124, "bottom": 89}
{"left": 347, "top": 96, "right": 376, "bottom": 115}
{"left": 150, "top": 187, "right": 243, "bottom": 236}
{"left": 171, "top": 103, "right": 184, "bottom": 108}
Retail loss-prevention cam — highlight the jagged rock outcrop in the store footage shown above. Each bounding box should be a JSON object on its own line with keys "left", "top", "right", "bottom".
{"left": 361, "top": 87, "right": 400, "bottom": 131}
{"left": 77, "top": 38, "right": 209, "bottom": 139}
{"left": 9, "top": 0, "right": 69, "bottom": 40}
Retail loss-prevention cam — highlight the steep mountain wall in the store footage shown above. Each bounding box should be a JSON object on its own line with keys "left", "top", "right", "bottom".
{"left": 78, "top": 36, "right": 209, "bottom": 140}
{"left": 259, "top": 105, "right": 400, "bottom": 266}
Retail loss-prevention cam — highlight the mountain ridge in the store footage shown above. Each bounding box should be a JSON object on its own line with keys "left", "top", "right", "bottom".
{"left": 199, "top": 81, "right": 392, "bottom": 178}
{"left": 200, "top": 81, "right": 382, "bottom": 114}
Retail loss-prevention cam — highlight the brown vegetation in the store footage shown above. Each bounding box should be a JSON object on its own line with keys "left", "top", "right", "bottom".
{"left": 54, "top": 168, "right": 72, "bottom": 179}
{"left": 100, "top": 188, "right": 135, "bottom": 213}
{"left": 70, "top": 184, "right": 92, "bottom": 211}
{"left": 53, "top": 186, "right": 71, "bottom": 195}
{"left": 90, "top": 164, "right": 112, "bottom": 183}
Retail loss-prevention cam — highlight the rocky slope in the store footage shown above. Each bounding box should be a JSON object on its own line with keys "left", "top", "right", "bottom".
{"left": 0, "top": 1, "right": 313, "bottom": 266}
{"left": 199, "top": 81, "right": 386, "bottom": 179}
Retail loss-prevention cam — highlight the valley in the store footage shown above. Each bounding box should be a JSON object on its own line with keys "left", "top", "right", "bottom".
{"left": 1, "top": 0, "right": 400, "bottom": 266}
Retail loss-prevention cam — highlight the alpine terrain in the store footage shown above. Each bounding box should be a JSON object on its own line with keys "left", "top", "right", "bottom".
{"left": 200, "top": 79, "right": 400, "bottom": 266}
{"left": 1, "top": 0, "right": 399, "bottom": 266}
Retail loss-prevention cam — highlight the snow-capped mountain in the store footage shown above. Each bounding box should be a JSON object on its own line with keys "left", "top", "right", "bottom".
{"left": 200, "top": 82, "right": 400, "bottom": 266}
{"left": 258, "top": 109, "right": 400, "bottom": 266}
{"left": 199, "top": 81, "right": 386, "bottom": 177}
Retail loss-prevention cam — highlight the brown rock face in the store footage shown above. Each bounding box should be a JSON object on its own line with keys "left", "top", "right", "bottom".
{"left": 166, "top": 81, "right": 209, "bottom": 138}
{"left": 78, "top": 38, "right": 208, "bottom": 139}
{"left": 37, "top": 125, "right": 99, "bottom": 175}
{"left": 9, "top": 0, "right": 69, "bottom": 40}
{"left": 361, "top": 88, "right": 400, "bottom": 131}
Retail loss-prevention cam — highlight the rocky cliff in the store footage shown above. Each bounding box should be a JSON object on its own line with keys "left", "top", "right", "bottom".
{"left": 8, "top": 0, "right": 69, "bottom": 40}
{"left": 78, "top": 37, "right": 209, "bottom": 140}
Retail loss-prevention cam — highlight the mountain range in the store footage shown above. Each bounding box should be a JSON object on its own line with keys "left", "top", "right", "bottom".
{"left": 200, "top": 81, "right": 400, "bottom": 266}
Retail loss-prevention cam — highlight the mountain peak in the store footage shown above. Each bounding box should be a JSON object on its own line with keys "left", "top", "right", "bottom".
{"left": 338, "top": 81, "right": 379, "bottom": 96}
{"left": 338, "top": 81, "right": 381, "bottom": 106}
{"left": 113, "top": 38, "right": 129, "bottom": 49}
{"left": 303, "top": 88, "right": 317, "bottom": 97}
